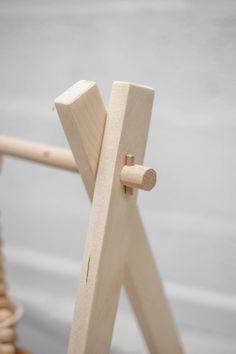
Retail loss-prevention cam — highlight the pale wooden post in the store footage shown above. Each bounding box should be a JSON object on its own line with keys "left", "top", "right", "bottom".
{"left": 55, "top": 81, "right": 183, "bottom": 354}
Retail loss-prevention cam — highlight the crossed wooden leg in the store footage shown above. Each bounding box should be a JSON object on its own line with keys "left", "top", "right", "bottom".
{"left": 55, "top": 81, "right": 183, "bottom": 354}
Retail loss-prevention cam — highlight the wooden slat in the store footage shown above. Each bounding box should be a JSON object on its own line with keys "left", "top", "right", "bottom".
{"left": 60, "top": 81, "right": 154, "bottom": 353}
{"left": 55, "top": 80, "right": 106, "bottom": 199}
{"left": 55, "top": 80, "right": 183, "bottom": 354}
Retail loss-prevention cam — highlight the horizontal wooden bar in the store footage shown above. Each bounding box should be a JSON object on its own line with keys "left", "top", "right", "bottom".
{"left": 0, "top": 136, "right": 78, "bottom": 173}
{"left": 0, "top": 136, "right": 156, "bottom": 192}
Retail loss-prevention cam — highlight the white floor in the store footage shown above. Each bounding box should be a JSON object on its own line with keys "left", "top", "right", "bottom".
{"left": 17, "top": 316, "right": 236, "bottom": 354}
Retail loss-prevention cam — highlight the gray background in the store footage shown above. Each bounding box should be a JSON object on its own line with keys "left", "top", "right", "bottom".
{"left": 0, "top": 0, "right": 236, "bottom": 353}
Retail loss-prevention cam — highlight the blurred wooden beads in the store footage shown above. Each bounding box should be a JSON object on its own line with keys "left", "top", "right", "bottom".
{"left": 0, "top": 234, "right": 15, "bottom": 354}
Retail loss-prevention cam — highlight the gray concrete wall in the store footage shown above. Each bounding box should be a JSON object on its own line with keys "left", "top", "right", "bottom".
{"left": 0, "top": 1, "right": 236, "bottom": 353}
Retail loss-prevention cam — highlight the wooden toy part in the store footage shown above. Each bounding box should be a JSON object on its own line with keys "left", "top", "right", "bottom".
{"left": 55, "top": 80, "right": 106, "bottom": 200}
{"left": 0, "top": 328, "right": 17, "bottom": 343}
{"left": 0, "top": 228, "right": 25, "bottom": 354}
{"left": 56, "top": 80, "right": 183, "bottom": 354}
{"left": 15, "top": 349, "right": 33, "bottom": 354}
{"left": 0, "top": 137, "right": 157, "bottom": 193}
{"left": 0, "top": 79, "right": 182, "bottom": 354}
{"left": 0, "top": 343, "right": 32, "bottom": 354}
{"left": 0, "top": 343, "right": 15, "bottom": 354}
{"left": 0, "top": 136, "right": 77, "bottom": 173}
{"left": 0, "top": 305, "right": 24, "bottom": 329}
{"left": 120, "top": 154, "right": 157, "bottom": 193}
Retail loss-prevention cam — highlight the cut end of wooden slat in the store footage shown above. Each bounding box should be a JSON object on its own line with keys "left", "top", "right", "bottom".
{"left": 54, "top": 80, "right": 96, "bottom": 106}
{"left": 142, "top": 168, "right": 157, "bottom": 191}
{"left": 113, "top": 81, "right": 155, "bottom": 94}
{"left": 54, "top": 80, "right": 106, "bottom": 200}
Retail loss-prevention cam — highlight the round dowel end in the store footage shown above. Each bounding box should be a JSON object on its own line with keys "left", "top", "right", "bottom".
{"left": 142, "top": 168, "right": 157, "bottom": 191}
{"left": 15, "top": 349, "right": 33, "bottom": 354}
{"left": 120, "top": 165, "right": 157, "bottom": 191}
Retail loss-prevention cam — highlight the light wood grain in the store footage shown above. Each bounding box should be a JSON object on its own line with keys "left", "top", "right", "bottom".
{"left": 56, "top": 80, "right": 183, "bottom": 354}
{"left": 55, "top": 80, "right": 106, "bottom": 199}
{"left": 15, "top": 349, "right": 32, "bottom": 354}
{"left": 0, "top": 134, "right": 157, "bottom": 191}
{"left": 0, "top": 136, "right": 77, "bottom": 173}
{"left": 121, "top": 164, "right": 156, "bottom": 191}
{"left": 0, "top": 328, "right": 17, "bottom": 343}
{"left": 67, "top": 81, "right": 154, "bottom": 354}
{"left": 0, "top": 343, "right": 15, "bottom": 354}
{"left": 125, "top": 207, "right": 183, "bottom": 354}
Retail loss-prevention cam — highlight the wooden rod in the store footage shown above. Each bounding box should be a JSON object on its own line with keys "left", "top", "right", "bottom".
{"left": 0, "top": 136, "right": 156, "bottom": 191}
{"left": 120, "top": 164, "right": 157, "bottom": 191}
{"left": 0, "top": 136, "right": 78, "bottom": 173}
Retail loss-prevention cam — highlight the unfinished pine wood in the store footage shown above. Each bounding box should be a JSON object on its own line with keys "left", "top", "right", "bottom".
{"left": 0, "top": 305, "right": 23, "bottom": 329}
{"left": 56, "top": 80, "right": 183, "bottom": 354}
{"left": 59, "top": 81, "right": 154, "bottom": 353}
{"left": 0, "top": 343, "right": 15, "bottom": 354}
{"left": 0, "top": 328, "right": 17, "bottom": 343}
{"left": 125, "top": 207, "right": 183, "bottom": 353}
{"left": 0, "top": 136, "right": 77, "bottom": 173}
{"left": 0, "top": 283, "right": 7, "bottom": 296}
{"left": 0, "top": 298, "right": 11, "bottom": 310}
{"left": 55, "top": 80, "right": 106, "bottom": 200}
{"left": 0, "top": 134, "right": 156, "bottom": 191}
{"left": 121, "top": 164, "right": 156, "bottom": 191}
{"left": 15, "top": 349, "right": 32, "bottom": 354}
{"left": 0, "top": 311, "right": 11, "bottom": 323}
{"left": 124, "top": 154, "right": 135, "bottom": 194}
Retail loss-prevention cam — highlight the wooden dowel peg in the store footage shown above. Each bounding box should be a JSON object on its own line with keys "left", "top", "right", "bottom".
{"left": 126, "top": 154, "right": 135, "bottom": 167}
{"left": 120, "top": 155, "right": 157, "bottom": 192}
{"left": 123, "top": 154, "right": 135, "bottom": 194}
{"left": 0, "top": 136, "right": 78, "bottom": 173}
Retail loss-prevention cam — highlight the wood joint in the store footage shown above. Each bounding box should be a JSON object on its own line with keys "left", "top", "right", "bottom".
{"left": 121, "top": 154, "right": 157, "bottom": 194}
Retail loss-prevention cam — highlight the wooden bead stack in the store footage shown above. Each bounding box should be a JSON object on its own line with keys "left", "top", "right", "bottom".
{"left": 0, "top": 228, "right": 30, "bottom": 354}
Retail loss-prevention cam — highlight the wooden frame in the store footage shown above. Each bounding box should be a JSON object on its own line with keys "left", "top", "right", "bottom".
{"left": 0, "top": 80, "right": 183, "bottom": 354}
{"left": 55, "top": 80, "right": 183, "bottom": 354}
